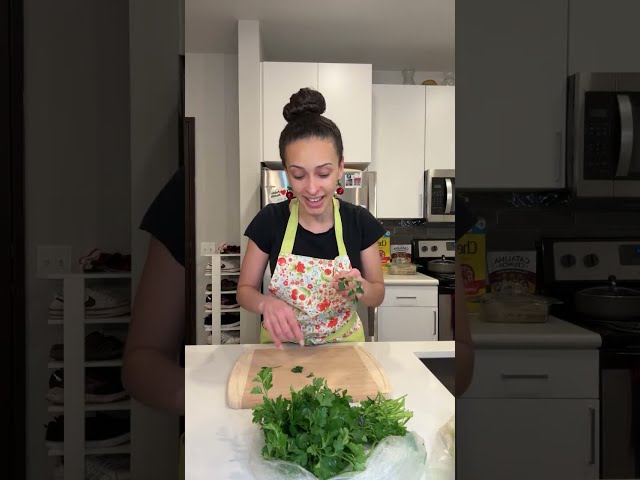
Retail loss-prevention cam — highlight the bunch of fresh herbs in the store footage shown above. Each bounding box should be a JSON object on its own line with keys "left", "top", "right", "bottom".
{"left": 337, "top": 276, "right": 365, "bottom": 304}
{"left": 250, "top": 367, "right": 413, "bottom": 480}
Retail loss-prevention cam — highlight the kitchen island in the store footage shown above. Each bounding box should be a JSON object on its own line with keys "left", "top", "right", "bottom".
{"left": 185, "top": 341, "right": 455, "bottom": 479}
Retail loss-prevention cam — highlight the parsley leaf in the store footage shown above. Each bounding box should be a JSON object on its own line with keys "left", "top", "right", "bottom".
{"left": 291, "top": 365, "right": 303, "bottom": 373}
{"left": 250, "top": 367, "right": 413, "bottom": 479}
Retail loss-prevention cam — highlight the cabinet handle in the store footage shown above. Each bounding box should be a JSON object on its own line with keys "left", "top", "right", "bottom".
{"left": 555, "top": 131, "right": 563, "bottom": 183}
{"left": 396, "top": 296, "right": 417, "bottom": 300}
{"left": 500, "top": 373, "right": 549, "bottom": 380}
{"left": 589, "top": 407, "right": 596, "bottom": 465}
{"left": 433, "top": 310, "right": 437, "bottom": 336}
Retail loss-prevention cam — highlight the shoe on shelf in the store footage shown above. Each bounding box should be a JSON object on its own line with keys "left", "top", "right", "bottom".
{"left": 217, "top": 243, "right": 241, "bottom": 254}
{"left": 45, "top": 413, "right": 130, "bottom": 450}
{"left": 221, "top": 279, "right": 237, "bottom": 291}
{"left": 46, "top": 368, "right": 128, "bottom": 405}
{"left": 79, "top": 248, "right": 132, "bottom": 273}
{"left": 221, "top": 331, "right": 240, "bottom": 344}
{"left": 205, "top": 283, "right": 212, "bottom": 293}
{"left": 221, "top": 294, "right": 239, "bottom": 310}
{"left": 220, "top": 259, "right": 240, "bottom": 273}
{"left": 48, "top": 287, "right": 130, "bottom": 319}
{"left": 50, "top": 332, "right": 124, "bottom": 362}
{"left": 221, "top": 313, "right": 240, "bottom": 328}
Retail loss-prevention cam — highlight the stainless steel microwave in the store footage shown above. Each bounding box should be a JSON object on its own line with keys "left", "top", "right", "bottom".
{"left": 567, "top": 72, "right": 640, "bottom": 197}
{"left": 425, "top": 169, "right": 455, "bottom": 222}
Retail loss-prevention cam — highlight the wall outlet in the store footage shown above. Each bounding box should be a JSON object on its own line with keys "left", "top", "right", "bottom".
{"left": 37, "top": 245, "right": 72, "bottom": 274}
{"left": 200, "top": 242, "right": 216, "bottom": 256}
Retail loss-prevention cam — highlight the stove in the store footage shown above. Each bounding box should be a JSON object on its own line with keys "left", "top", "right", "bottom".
{"left": 413, "top": 238, "right": 456, "bottom": 340}
{"left": 539, "top": 237, "right": 640, "bottom": 478}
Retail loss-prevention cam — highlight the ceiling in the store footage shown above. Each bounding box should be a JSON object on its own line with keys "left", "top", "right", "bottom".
{"left": 185, "top": 0, "right": 455, "bottom": 72}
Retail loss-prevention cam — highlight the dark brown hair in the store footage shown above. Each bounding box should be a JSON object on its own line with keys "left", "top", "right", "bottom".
{"left": 278, "top": 88, "right": 344, "bottom": 165}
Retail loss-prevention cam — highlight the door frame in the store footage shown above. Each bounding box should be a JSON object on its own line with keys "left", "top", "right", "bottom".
{"left": 2, "top": 0, "right": 26, "bottom": 477}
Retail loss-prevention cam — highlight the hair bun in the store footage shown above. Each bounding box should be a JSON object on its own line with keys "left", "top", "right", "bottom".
{"left": 282, "top": 88, "right": 326, "bottom": 123}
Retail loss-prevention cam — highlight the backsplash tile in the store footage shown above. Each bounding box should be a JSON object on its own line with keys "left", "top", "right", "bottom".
{"left": 379, "top": 219, "right": 455, "bottom": 253}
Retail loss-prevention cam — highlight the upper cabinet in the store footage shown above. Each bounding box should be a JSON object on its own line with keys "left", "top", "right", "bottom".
{"left": 261, "top": 62, "right": 372, "bottom": 167}
{"left": 568, "top": 0, "right": 640, "bottom": 73}
{"left": 456, "top": 0, "right": 569, "bottom": 190}
{"left": 371, "top": 85, "right": 426, "bottom": 219}
{"left": 425, "top": 86, "right": 455, "bottom": 171}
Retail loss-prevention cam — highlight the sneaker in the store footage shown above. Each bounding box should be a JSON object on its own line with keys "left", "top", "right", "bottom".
{"left": 221, "top": 313, "right": 240, "bottom": 328}
{"left": 205, "top": 262, "right": 212, "bottom": 275}
{"left": 45, "top": 413, "right": 130, "bottom": 450}
{"left": 221, "top": 294, "right": 239, "bottom": 309}
{"left": 205, "top": 283, "right": 212, "bottom": 294}
{"left": 48, "top": 288, "right": 130, "bottom": 319}
{"left": 50, "top": 332, "right": 123, "bottom": 362}
{"left": 221, "top": 331, "right": 240, "bottom": 344}
{"left": 221, "top": 279, "right": 237, "bottom": 291}
{"left": 220, "top": 259, "right": 240, "bottom": 273}
{"left": 46, "top": 368, "right": 128, "bottom": 405}
{"left": 218, "top": 244, "right": 240, "bottom": 254}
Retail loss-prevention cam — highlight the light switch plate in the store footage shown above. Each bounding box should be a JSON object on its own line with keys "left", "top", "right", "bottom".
{"left": 200, "top": 242, "right": 216, "bottom": 256}
{"left": 37, "top": 245, "right": 72, "bottom": 274}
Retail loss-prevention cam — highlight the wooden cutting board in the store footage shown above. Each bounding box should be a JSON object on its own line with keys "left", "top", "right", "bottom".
{"left": 226, "top": 345, "right": 391, "bottom": 409}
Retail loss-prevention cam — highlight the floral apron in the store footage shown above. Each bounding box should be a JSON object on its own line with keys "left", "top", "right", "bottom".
{"left": 260, "top": 197, "right": 365, "bottom": 345}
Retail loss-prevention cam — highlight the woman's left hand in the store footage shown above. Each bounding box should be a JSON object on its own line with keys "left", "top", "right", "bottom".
{"left": 331, "top": 268, "right": 366, "bottom": 302}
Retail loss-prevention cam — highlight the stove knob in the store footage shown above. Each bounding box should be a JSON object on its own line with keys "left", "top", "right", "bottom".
{"left": 421, "top": 245, "right": 428, "bottom": 253}
{"left": 560, "top": 254, "right": 576, "bottom": 268}
{"left": 431, "top": 246, "right": 438, "bottom": 252}
{"left": 583, "top": 254, "right": 599, "bottom": 268}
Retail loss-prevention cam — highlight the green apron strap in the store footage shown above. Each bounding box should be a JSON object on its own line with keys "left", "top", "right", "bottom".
{"left": 333, "top": 197, "right": 348, "bottom": 257}
{"left": 279, "top": 199, "right": 300, "bottom": 255}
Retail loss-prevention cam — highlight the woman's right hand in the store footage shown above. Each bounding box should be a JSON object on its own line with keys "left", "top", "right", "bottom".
{"left": 261, "top": 296, "right": 304, "bottom": 348}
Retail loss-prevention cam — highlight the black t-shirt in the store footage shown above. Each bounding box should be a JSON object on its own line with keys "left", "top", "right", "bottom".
{"left": 139, "top": 167, "right": 185, "bottom": 267}
{"left": 245, "top": 199, "right": 385, "bottom": 275}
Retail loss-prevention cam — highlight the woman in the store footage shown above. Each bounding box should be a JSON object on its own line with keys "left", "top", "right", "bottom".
{"left": 237, "top": 88, "right": 385, "bottom": 347}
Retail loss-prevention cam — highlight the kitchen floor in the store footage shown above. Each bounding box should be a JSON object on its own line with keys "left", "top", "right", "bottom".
{"left": 421, "top": 358, "right": 455, "bottom": 396}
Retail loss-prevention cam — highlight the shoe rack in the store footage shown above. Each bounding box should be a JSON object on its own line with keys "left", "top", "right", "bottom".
{"left": 202, "top": 252, "right": 241, "bottom": 345}
{"left": 43, "top": 272, "right": 132, "bottom": 479}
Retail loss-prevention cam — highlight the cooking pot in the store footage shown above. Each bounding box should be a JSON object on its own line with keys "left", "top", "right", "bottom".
{"left": 427, "top": 255, "right": 455, "bottom": 274}
{"left": 575, "top": 275, "right": 640, "bottom": 320}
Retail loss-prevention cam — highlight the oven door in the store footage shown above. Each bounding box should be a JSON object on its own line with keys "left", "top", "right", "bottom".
{"left": 600, "top": 348, "right": 640, "bottom": 478}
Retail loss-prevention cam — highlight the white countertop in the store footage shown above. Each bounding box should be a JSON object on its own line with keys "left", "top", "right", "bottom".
{"left": 383, "top": 271, "right": 439, "bottom": 286}
{"left": 185, "top": 341, "right": 455, "bottom": 479}
{"left": 469, "top": 315, "right": 602, "bottom": 348}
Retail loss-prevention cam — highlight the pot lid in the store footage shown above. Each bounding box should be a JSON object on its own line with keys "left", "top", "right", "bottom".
{"left": 578, "top": 275, "right": 640, "bottom": 298}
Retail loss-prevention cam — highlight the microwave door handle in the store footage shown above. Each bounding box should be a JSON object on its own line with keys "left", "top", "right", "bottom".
{"left": 616, "top": 94, "right": 634, "bottom": 177}
{"left": 445, "top": 178, "right": 453, "bottom": 214}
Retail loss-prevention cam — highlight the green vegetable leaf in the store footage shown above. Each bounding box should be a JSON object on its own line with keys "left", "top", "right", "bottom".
{"left": 250, "top": 386, "right": 262, "bottom": 395}
{"left": 306, "top": 372, "right": 314, "bottom": 378}
{"left": 291, "top": 365, "right": 303, "bottom": 373}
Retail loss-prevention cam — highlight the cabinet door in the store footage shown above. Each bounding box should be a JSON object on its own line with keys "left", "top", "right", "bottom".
{"left": 262, "top": 62, "right": 318, "bottom": 165}
{"left": 319, "top": 63, "right": 372, "bottom": 165}
{"left": 456, "top": 0, "right": 568, "bottom": 190}
{"left": 568, "top": 0, "right": 640, "bottom": 73}
{"left": 457, "top": 398, "right": 599, "bottom": 480}
{"left": 425, "top": 86, "right": 455, "bottom": 171}
{"left": 377, "top": 306, "right": 437, "bottom": 342}
{"left": 371, "top": 85, "right": 425, "bottom": 218}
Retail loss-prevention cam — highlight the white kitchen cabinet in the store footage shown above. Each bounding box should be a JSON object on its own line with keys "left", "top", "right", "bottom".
{"left": 456, "top": 0, "right": 568, "bottom": 190}
{"left": 458, "top": 345, "right": 600, "bottom": 480}
{"left": 371, "top": 85, "right": 426, "bottom": 218}
{"left": 262, "top": 62, "right": 318, "bottom": 165}
{"left": 424, "top": 86, "right": 455, "bottom": 171}
{"left": 457, "top": 398, "right": 599, "bottom": 480}
{"left": 568, "top": 0, "right": 640, "bottom": 73}
{"left": 319, "top": 63, "right": 372, "bottom": 166}
{"left": 261, "top": 62, "right": 372, "bottom": 167}
{"left": 375, "top": 285, "right": 438, "bottom": 341}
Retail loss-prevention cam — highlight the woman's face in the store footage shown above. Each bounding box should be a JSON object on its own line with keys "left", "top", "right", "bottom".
{"left": 284, "top": 137, "right": 343, "bottom": 218}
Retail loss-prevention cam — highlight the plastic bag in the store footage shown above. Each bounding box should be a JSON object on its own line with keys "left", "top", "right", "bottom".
{"left": 424, "top": 416, "right": 455, "bottom": 480}
{"left": 248, "top": 428, "right": 428, "bottom": 480}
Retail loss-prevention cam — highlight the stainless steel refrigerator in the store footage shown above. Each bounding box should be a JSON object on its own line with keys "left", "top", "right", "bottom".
{"left": 260, "top": 167, "right": 377, "bottom": 216}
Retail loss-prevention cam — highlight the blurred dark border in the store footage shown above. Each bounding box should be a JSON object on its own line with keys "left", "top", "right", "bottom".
{"left": 1, "top": 0, "right": 26, "bottom": 477}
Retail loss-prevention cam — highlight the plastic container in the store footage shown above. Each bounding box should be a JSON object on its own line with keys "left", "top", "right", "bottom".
{"left": 467, "top": 291, "right": 562, "bottom": 323}
{"left": 388, "top": 262, "right": 418, "bottom": 275}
